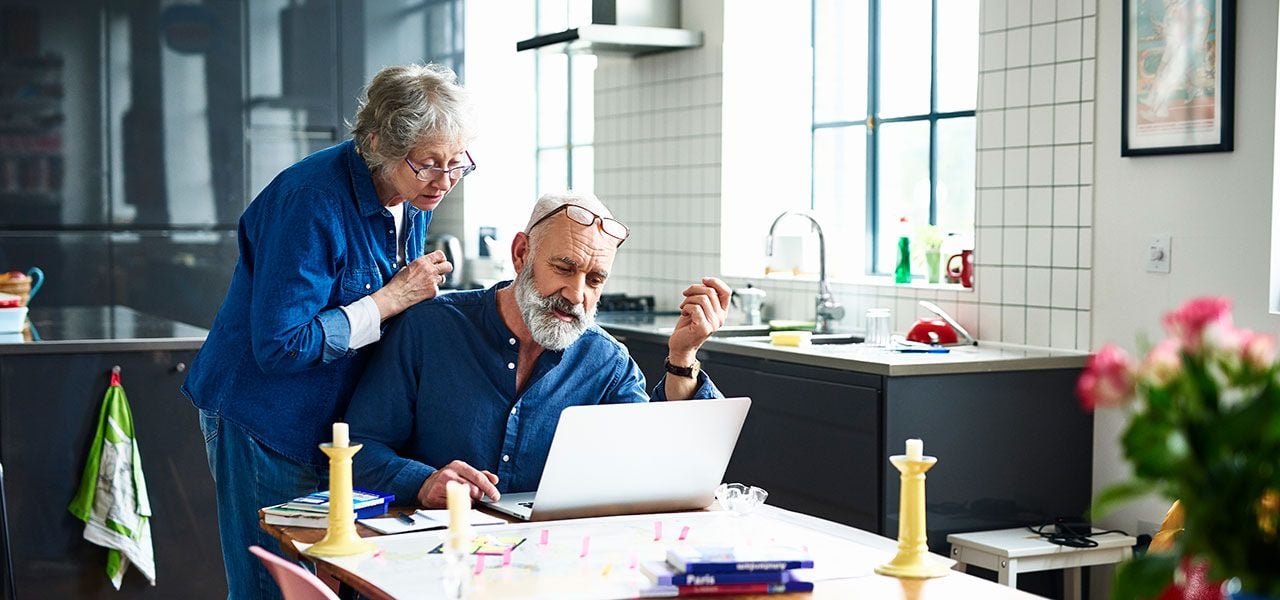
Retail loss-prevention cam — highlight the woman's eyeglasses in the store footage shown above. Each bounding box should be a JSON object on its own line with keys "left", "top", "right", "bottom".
{"left": 528, "top": 203, "right": 629, "bottom": 245}
{"left": 404, "top": 150, "right": 477, "bottom": 182}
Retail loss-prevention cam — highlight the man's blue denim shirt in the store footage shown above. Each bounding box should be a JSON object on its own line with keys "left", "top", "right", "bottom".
{"left": 345, "top": 282, "right": 722, "bottom": 503}
{"left": 182, "top": 140, "right": 430, "bottom": 466}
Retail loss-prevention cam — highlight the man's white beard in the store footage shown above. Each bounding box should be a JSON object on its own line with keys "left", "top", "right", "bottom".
{"left": 514, "top": 265, "right": 596, "bottom": 351}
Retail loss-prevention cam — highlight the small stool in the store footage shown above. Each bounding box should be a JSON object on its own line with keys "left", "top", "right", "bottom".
{"left": 947, "top": 527, "right": 1136, "bottom": 600}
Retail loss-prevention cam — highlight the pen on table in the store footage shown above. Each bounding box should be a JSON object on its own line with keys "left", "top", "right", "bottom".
{"left": 396, "top": 512, "right": 417, "bottom": 525}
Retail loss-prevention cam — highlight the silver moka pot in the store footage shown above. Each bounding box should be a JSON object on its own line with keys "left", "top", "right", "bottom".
{"left": 427, "top": 234, "right": 463, "bottom": 288}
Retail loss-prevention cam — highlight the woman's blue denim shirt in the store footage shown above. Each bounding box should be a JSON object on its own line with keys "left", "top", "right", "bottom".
{"left": 182, "top": 140, "right": 431, "bottom": 466}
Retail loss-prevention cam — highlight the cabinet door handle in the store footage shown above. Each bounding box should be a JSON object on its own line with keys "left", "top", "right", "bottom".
{"left": 174, "top": 362, "right": 187, "bottom": 373}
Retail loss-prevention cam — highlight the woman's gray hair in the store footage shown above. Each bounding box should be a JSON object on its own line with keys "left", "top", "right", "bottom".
{"left": 350, "top": 63, "right": 475, "bottom": 171}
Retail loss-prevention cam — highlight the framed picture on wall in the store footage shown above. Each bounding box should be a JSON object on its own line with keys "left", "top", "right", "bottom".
{"left": 1122, "top": 0, "right": 1235, "bottom": 156}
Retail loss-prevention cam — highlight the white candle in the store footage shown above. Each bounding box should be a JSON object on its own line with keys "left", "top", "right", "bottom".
{"left": 332, "top": 422, "right": 349, "bottom": 448}
{"left": 906, "top": 438, "right": 923, "bottom": 460}
{"left": 446, "top": 480, "right": 470, "bottom": 532}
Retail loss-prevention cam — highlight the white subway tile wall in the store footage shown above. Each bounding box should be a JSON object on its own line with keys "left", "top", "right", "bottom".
{"left": 595, "top": 0, "right": 1094, "bottom": 351}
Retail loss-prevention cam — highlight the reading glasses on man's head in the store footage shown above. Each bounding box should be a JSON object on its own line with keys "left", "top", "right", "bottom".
{"left": 528, "top": 203, "right": 629, "bottom": 245}
{"left": 404, "top": 150, "right": 477, "bottom": 182}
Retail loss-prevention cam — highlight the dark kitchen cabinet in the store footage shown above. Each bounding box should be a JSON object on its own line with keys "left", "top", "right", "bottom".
{"left": 606, "top": 329, "right": 1092, "bottom": 555}
{"left": 0, "top": 346, "right": 222, "bottom": 598}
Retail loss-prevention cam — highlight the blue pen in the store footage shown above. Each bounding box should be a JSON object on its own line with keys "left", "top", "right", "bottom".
{"left": 895, "top": 347, "right": 950, "bottom": 353}
{"left": 396, "top": 513, "right": 417, "bottom": 525}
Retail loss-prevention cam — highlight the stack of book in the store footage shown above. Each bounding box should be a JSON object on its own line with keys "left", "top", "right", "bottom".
{"left": 261, "top": 488, "right": 394, "bottom": 528}
{"left": 640, "top": 546, "right": 815, "bottom": 596}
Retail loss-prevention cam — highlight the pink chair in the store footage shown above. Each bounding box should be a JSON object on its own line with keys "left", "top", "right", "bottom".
{"left": 247, "top": 545, "right": 340, "bottom": 600}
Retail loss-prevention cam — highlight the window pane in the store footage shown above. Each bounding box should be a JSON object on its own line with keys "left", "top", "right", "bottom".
{"left": 935, "top": 117, "right": 976, "bottom": 238}
{"left": 571, "top": 145, "right": 593, "bottom": 192}
{"left": 537, "top": 148, "right": 568, "bottom": 196}
{"left": 570, "top": 54, "right": 596, "bottom": 145}
{"left": 537, "top": 0, "right": 569, "bottom": 33}
{"left": 813, "top": 0, "right": 869, "bottom": 123}
{"left": 936, "top": 0, "right": 979, "bottom": 112}
{"left": 879, "top": 0, "right": 932, "bottom": 118}
{"left": 538, "top": 53, "right": 568, "bottom": 147}
{"left": 813, "top": 126, "right": 867, "bottom": 278}
{"left": 876, "top": 121, "right": 930, "bottom": 274}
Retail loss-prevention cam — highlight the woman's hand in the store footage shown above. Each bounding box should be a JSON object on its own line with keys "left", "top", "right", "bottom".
{"left": 417, "top": 460, "right": 501, "bottom": 508}
{"left": 371, "top": 250, "right": 454, "bottom": 320}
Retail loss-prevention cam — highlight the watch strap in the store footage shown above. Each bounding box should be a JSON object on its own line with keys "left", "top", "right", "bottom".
{"left": 664, "top": 357, "right": 700, "bottom": 378}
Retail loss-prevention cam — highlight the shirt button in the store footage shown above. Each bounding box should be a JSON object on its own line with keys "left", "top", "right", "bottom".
{"left": 502, "top": 455, "right": 510, "bottom": 462}
{"left": 510, "top": 406, "right": 517, "bottom": 415}
{"left": 508, "top": 338, "right": 516, "bottom": 345}
{"left": 507, "top": 362, "right": 515, "bottom": 370}
{"left": 365, "top": 283, "right": 371, "bottom": 289}
{"left": 387, "top": 229, "right": 393, "bottom": 234}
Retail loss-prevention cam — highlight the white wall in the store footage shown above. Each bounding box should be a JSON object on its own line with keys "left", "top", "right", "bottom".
{"left": 1091, "top": 0, "right": 1279, "bottom": 542}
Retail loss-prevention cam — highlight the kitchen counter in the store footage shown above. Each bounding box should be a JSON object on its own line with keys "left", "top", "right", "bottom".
{"left": 0, "top": 305, "right": 208, "bottom": 354}
{"left": 597, "top": 313, "right": 1088, "bottom": 376}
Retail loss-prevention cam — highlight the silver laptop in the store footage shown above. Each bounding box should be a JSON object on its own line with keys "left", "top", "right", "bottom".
{"left": 483, "top": 397, "right": 751, "bottom": 521}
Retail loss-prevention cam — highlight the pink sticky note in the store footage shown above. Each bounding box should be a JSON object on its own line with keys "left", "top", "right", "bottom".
{"left": 678, "top": 525, "right": 690, "bottom": 541}
{"left": 540, "top": 529, "right": 549, "bottom": 546}
{"left": 580, "top": 536, "right": 591, "bottom": 558}
{"left": 473, "top": 555, "right": 486, "bottom": 576}
{"left": 653, "top": 521, "right": 662, "bottom": 541}
{"left": 502, "top": 549, "right": 512, "bottom": 567}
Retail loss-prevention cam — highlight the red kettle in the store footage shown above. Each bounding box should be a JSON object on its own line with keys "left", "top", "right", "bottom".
{"left": 904, "top": 300, "right": 975, "bottom": 346}
{"left": 906, "top": 317, "right": 959, "bottom": 345}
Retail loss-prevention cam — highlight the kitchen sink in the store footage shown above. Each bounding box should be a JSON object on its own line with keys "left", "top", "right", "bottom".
{"left": 810, "top": 334, "right": 864, "bottom": 345}
{"left": 657, "top": 324, "right": 773, "bottom": 337}
{"left": 723, "top": 333, "right": 864, "bottom": 346}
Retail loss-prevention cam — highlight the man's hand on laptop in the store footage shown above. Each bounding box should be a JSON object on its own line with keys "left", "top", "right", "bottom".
{"left": 417, "top": 460, "right": 501, "bottom": 508}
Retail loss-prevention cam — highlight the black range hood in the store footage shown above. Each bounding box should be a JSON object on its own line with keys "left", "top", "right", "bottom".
{"left": 516, "top": 0, "right": 702, "bottom": 56}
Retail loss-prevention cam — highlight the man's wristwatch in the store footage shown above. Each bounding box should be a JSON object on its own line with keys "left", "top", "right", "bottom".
{"left": 664, "top": 357, "right": 701, "bottom": 379}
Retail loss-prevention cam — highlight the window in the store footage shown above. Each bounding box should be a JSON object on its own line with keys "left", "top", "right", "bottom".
{"left": 812, "top": 0, "right": 977, "bottom": 277}
{"left": 533, "top": 0, "right": 595, "bottom": 196}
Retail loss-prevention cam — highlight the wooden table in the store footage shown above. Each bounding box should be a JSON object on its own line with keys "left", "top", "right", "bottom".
{"left": 262, "top": 506, "right": 1038, "bottom": 599}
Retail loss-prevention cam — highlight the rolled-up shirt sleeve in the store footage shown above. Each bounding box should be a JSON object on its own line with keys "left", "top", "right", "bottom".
{"left": 340, "top": 295, "right": 383, "bottom": 350}
{"left": 604, "top": 354, "right": 722, "bottom": 403}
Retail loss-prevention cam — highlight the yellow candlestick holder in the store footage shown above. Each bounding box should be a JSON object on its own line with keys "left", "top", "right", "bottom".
{"left": 305, "top": 443, "right": 376, "bottom": 557}
{"left": 875, "top": 454, "right": 953, "bottom": 579}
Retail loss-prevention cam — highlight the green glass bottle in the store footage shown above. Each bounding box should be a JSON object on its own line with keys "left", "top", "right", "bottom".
{"left": 894, "top": 217, "right": 912, "bottom": 284}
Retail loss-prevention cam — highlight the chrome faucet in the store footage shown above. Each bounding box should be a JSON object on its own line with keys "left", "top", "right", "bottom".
{"left": 766, "top": 211, "right": 845, "bottom": 334}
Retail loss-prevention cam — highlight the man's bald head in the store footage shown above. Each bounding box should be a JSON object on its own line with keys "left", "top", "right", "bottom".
{"left": 523, "top": 190, "right": 616, "bottom": 248}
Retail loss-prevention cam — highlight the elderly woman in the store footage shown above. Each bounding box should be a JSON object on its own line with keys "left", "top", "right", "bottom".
{"left": 181, "top": 63, "right": 475, "bottom": 599}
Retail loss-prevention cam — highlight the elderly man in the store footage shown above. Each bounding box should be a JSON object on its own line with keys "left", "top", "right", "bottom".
{"left": 345, "top": 191, "right": 731, "bottom": 507}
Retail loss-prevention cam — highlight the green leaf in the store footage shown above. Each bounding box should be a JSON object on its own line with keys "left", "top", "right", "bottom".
{"left": 1123, "top": 418, "right": 1189, "bottom": 480}
{"left": 1113, "top": 552, "right": 1178, "bottom": 600}
{"left": 1092, "top": 480, "right": 1159, "bottom": 521}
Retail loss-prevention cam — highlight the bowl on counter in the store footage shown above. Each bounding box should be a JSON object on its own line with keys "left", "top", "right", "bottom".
{"left": 0, "top": 306, "right": 29, "bottom": 333}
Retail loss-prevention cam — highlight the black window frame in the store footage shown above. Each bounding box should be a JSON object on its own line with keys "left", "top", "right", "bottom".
{"left": 811, "top": 0, "right": 976, "bottom": 276}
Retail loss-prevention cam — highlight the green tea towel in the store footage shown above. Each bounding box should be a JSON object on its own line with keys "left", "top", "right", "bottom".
{"left": 67, "top": 370, "right": 155, "bottom": 589}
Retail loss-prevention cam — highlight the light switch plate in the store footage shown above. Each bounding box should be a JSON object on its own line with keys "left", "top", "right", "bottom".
{"left": 1147, "top": 235, "right": 1171, "bottom": 273}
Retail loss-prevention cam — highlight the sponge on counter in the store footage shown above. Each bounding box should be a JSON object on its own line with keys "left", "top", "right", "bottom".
{"left": 769, "top": 330, "right": 812, "bottom": 347}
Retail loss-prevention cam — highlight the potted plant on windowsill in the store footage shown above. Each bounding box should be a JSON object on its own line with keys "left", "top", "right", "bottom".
{"left": 913, "top": 224, "right": 944, "bottom": 284}
{"left": 1079, "top": 297, "right": 1280, "bottom": 600}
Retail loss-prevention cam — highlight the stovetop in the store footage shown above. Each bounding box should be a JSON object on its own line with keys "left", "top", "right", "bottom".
{"left": 596, "top": 293, "right": 655, "bottom": 313}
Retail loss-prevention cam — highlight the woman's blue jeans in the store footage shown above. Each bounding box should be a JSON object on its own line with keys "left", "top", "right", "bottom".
{"left": 199, "top": 409, "right": 323, "bottom": 600}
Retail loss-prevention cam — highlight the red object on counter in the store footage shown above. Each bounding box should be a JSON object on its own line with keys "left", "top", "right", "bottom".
{"left": 906, "top": 317, "right": 959, "bottom": 345}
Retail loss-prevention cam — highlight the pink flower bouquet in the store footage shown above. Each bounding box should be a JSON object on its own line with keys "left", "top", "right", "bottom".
{"left": 1079, "top": 297, "right": 1280, "bottom": 599}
